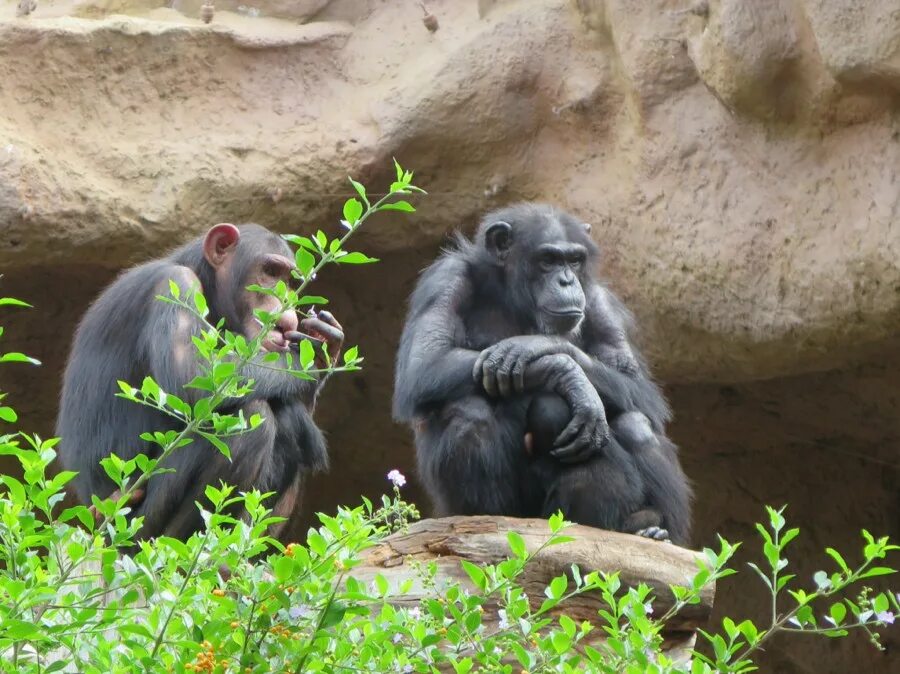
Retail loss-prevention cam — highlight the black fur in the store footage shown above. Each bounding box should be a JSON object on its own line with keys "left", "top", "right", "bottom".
{"left": 393, "top": 203, "right": 692, "bottom": 544}
{"left": 56, "top": 224, "right": 329, "bottom": 541}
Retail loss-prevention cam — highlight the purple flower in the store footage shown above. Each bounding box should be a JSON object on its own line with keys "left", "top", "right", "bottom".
{"left": 876, "top": 611, "right": 895, "bottom": 625}
{"left": 387, "top": 469, "right": 406, "bottom": 488}
{"left": 407, "top": 606, "right": 421, "bottom": 620}
{"left": 289, "top": 604, "right": 314, "bottom": 620}
{"left": 644, "top": 601, "right": 654, "bottom": 616}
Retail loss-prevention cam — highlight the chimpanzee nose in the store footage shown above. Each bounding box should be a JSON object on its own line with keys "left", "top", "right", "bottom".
{"left": 276, "top": 309, "right": 299, "bottom": 334}
{"left": 559, "top": 270, "right": 575, "bottom": 286}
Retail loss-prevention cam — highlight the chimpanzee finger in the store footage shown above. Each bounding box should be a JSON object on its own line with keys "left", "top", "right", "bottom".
{"left": 496, "top": 363, "right": 513, "bottom": 397}
{"left": 551, "top": 432, "right": 591, "bottom": 462}
{"left": 315, "top": 310, "right": 343, "bottom": 332}
{"left": 472, "top": 348, "right": 491, "bottom": 383}
{"left": 511, "top": 359, "right": 526, "bottom": 394}
{"left": 285, "top": 331, "right": 324, "bottom": 350}
{"left": 299, "top": 317, "right": 343, "bottom": 341}
{"left": 554, "top": 412, "right": 585, "bottom": 448}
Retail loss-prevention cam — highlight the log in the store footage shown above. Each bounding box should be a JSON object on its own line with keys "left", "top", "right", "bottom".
{"left": 356, "top": 516, "right": 716, "bottom": 662}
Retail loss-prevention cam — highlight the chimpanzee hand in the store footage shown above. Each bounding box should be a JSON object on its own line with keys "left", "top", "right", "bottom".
{"left": 286, "top": 310, "right": 344, "bottom": 369}
{"left": 551, "top": 364, "right": 610, "bottom": 463}
{"left": 473, "top": 336, "right": 572, "bottom": 397}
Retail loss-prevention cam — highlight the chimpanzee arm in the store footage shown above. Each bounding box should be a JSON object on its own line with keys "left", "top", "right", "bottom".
{"left": 473, "top": 284, "right": 669, "bottom": 429}
{"left": 519, "top": 354, "right": 609, "bottom": 463}
{"left": 142, "top": 265, "right": 318, "bottom": 406}
{"left": 392, "top": 256, "right": 481, "bottom": 421}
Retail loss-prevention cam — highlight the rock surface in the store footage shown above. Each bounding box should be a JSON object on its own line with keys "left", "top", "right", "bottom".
{"left": 0, "top": 2, "right": 897, "bottom": 672}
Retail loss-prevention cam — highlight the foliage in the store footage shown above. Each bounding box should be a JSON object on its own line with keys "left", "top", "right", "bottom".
{"left": 0, "top": 165, "right": 896, "bottom": 673}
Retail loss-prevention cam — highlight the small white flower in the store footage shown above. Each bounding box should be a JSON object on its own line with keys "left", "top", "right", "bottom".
{"left": 340, "top": 219, "right": 352, "bottom": 230}
{"left": 787, "top": 616, "right": 802, "bottom": 627}
{"left": 387, "top": 469, "right": 407, "bottom": 488}
{"left": 876, "top": 611, "right": 895, "bottom": 625}
{"left": 497, "top": 608, "right": 509, "bottom": 630}
{"left": 289, "top": 604, "right": 314, "bottom": 620}
{"left": 643, "top": 601, "right": 654, "bottom": 615}
{"left": 408, "top": 606, "right": 421, "bottom": 620}
{"left": 393, "top": 632, "right": 403, "bottom": 643}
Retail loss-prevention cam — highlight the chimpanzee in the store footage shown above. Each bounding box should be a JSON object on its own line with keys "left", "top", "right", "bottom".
{"left": 56, "top": 223, "right": 344, "bottom": 541}
{"left": 393, "top": 203, "right": 691, "bottom": 544}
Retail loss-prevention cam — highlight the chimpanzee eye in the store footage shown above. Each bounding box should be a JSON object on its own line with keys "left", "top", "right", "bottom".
{"left": 538, "top": 253, "right": 557, "bottom": 271}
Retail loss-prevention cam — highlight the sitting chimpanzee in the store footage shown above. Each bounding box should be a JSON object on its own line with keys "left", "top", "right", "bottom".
{"left": 393, "top": 203, "right": 691, "bottom": 544}
{"left": 56, "top": 223, "right": 343, "bottom": 542}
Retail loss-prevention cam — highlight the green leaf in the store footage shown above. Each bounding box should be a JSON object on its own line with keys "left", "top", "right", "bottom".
{"left": 460, "top": 560, "right": 487, "bottom": 591}
{"left": 380, "top": 200, "right": 416, "bottom": 213}
{"left": 0, "top": 406, "right": 17, "bottom": 423}
{"left": 336, "top": 252, "right": 378, "bottom": 264}
{"left": 295, "top": 247, "right": 316, "bottom": 277}
{"left": 393, "top": 157, "right": 404, "bottom": 182}
{"left": 1, "top": 475, "right": 26, "bottom": 503}
{"left": 349, "top": 177, "right": 369, "bottom": 207}
{"left": 343, "top": 197, "right": 363, "bottom": 226}
{"left": 872, "top": 593, "right": 889, "bottom": 613}
{"left": 200, "top": 432, "right": 232, "bottom": 460}
{"left": 192, "top": 289, "right": 209, "bottom": 317}
{"left": 140, "top": 376, "right": 160, "bottom": 400}
{"left": 0, "top": 297, "right": 32, "bottom": 308}
{"left": 858, "top": 567, "right": 896, "bottom": 579}
{"left": 298, "top": 295, "right": 329, "bottom": 306}
{"left": 825, "top": 548, "right": 850, "bottom": 574}
{"left": 507, "top": 531, "right": 527, "bottom": 558}
{"left": 830, "top": 602, "right": 846, "bottom": 625}
{"left": 0, "top": 619, "right": 41, "bottom": 639}
{"left": 168, "top": 279, "right": 181, "bottom": 299}
{"left": 548, "top": 575, "right": 567, "bottom": 600}
{"left": 343, "top": 345, "right": 359, "bottom": 365}
{"left": 0, "top": 352, "right": 41, "bottom": 365}
{"left": 299, "top": 339, "right": 315, "bottom": 369}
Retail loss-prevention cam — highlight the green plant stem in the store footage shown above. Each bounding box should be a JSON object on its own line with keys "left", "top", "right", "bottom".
{"left": 293, "top": 571, "right": 345, "bottom": 674}
{"left": 734, "top": 556, "right": 882, "bottom": 664}
{"left": 148, "top": 525, "right": 213, "bottom": 662}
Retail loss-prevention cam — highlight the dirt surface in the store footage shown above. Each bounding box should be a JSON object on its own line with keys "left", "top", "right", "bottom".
{"left": 0, "top": 1, "right": 897, "bottom": 672}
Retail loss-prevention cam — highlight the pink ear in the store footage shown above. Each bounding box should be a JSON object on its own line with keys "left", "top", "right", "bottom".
{"left": 203, "top": 223, "right": 240, "bottom": 267}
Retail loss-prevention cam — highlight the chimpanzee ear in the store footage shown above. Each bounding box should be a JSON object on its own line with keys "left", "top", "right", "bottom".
{"left": 582, "top": 222, "right": 592, "bottom": 234}
{"left": 203, "top": 223, "right": 240, "bottom": 268}
{"left": 484, "top": 221, "right": 513, "bottom": 260}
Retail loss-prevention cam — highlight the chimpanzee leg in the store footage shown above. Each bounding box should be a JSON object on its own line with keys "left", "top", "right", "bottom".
{"left": 525, "top": 392, "right": 571, "bottom": 456}
{"left": 415, "top": 396, "right": 534, "bottom": 517}
{"left": 612, "top": 411, "right": 692, "bottom": 545}
{"left": 540, "top": 436, "right": 645, "bottom": 532}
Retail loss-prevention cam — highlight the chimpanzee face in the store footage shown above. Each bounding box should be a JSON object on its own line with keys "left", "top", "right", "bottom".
{"left": 202, "top": 223, "right": 300, "bottom": 352}
{"left": 481, "top": 204, "right": 596, "bottom": 336}
{"left": 529, "top": 241, "right": 588, "bottom": 335}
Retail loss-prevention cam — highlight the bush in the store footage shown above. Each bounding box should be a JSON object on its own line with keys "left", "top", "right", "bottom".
{"left": 0, "top": 165, "right": 896, "bottom": 673}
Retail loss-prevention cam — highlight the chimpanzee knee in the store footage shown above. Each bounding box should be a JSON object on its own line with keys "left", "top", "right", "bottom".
{"left": 541, "top": 438, "right": 645, "bottom": 531}
{"left": 611, "top": 411, "right": 659, "bottom": 452}
{"left": 525, "top": 393, "right": 571, "bottom": 456}
{"left": 416, "top": 396, "right": 532, "bottom": 517}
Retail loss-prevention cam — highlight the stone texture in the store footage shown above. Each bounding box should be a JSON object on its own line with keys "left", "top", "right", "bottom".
{"left": 0, "top": 2, "right": 897, "bottom": 672}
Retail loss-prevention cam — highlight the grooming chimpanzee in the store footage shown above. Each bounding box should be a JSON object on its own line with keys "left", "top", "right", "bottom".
{"left": 56, "top": 223, "right": 343, "bottom": 542}
{"left": 393, "top": 203, "right": 691, "bottom": 544}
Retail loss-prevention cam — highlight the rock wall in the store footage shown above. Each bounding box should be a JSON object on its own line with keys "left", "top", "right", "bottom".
{"left": 0, "top": 1, "right": 897, "bottom": 672}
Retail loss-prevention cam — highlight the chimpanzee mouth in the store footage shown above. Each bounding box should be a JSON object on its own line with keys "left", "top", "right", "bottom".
{"left": 261, "top": 330, "right": 290, "bottom": 352}
{"left": 545, "top": 309, "right": 584, "bottom": 318}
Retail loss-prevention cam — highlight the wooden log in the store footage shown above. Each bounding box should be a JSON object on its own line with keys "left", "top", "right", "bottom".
{"left": 356, "top": 516, "right": 715, "bottom": 662}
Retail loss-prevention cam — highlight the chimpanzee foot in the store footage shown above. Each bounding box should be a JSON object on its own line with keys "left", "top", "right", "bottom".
{"left": 635, "top": 526, "right": 671, "bottom": 543}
